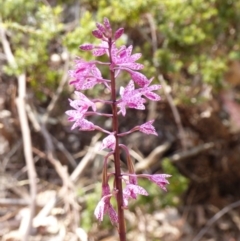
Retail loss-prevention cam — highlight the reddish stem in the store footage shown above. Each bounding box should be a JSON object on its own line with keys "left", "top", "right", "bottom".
{"left": 108, "top": 38, "right": 126, "bottom": 241}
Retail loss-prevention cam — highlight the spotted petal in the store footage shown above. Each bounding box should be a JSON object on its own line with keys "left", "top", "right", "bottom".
{"left": 101, "top": 134, "right": 116, "bottom": 151}
{"left": 139, "top": 120, "right": 158, "bottom": 136}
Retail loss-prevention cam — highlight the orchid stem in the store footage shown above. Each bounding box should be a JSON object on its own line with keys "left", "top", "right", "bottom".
{"left": 109, "top": 38, "right": 126, "bottom": 241}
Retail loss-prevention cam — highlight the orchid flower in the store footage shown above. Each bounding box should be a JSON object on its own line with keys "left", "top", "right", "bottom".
{"left": 66, "top": 18, "right": 171, "bottom": 239}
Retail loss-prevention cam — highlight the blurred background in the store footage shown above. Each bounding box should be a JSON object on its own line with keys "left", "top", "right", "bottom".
{"left": 1, "top": 0, "right": 240, "bottom": 240}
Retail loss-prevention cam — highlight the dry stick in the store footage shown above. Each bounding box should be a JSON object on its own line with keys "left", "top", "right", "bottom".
{"left": 0, "top": 198, "right": 29, "bottom": 206}
{"left": 158, "top": 75, "right": 187, "bottom": 150}
{"left": 2, "top": 140, "right": 22, "bottom": 172}
{"left": 41, "top": 123, "right": 74, "bottom": 189}
{"left": 36, "top": 124, "right": 80, "bottom": 232}
{"left": 26, "top": 102, "right": 74, "bottom": 189}
{"left": 70, "top": 133, "right": 102, "bottom": 182}
{"left": 193, "top": 200, "right": 240, "bottom": 241}
{"left": 0, "top": 24, "right": 37, "bottom": 241}
{"left": 52, "top": 135, "right": 77, "bottom": 168}
{"left": 34, "top": 134, "right": 100, "bottom": 223}
{"left": 133, "top": 142, "right": 212, "bottom": 175}
{"left": 169, "top": 142, "right": 214, "bottom": 163}
{"left": 145, "top": 14, "right": 187, "bottom": 150}
{"left": 135, "top": 142, "right": 171, "bottom": 173}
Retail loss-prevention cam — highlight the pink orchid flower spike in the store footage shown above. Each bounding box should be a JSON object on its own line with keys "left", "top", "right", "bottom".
{"left": 67, "top": 18, "right": 171, "bottom": 240}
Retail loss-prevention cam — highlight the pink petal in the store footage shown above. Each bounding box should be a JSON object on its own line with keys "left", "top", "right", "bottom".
{"left": 123, "top": 80, "right": 135, "bottom": 94}
{"left": 107, "top": 205, "right": 118, "bottom": 224}
{"left": 92, "top": 48, "right": 107, "bottom": 56}
{"left": 103, "top": 17, "right": 111, "bottom": 30}
{"left": 125, "top": 45, "right": 133, "bottom": 58}
{"left": 139, "top": 120, "right": 158, "bottom": 136}
{"left": 65, "top": 110, "right": 83, "bottom": 121}
{"left": 123, "top": 184, "right": 148, "bottom": 201}
{"left": 78, "top": 119, "right": 95, "bottom": 131}
{"left": 74, "top": 91, "right": 96, "bottom": 111}
{"left": 130, "top": 72, "right": 150, "bottom": 87}
{"left": 96, "top": 22, "right": 106, "bottom": 33}
{"left": 79, "top": 44, "right": 94, "bottom": 51}
{"left": 144, "top": 92, "right": 161, "bottom": 101}
{"left": 94, "top": 199, "right": 105, "bottom": 221}
{"left": 92, "top": 29, "right": 103, "bottom": 39}
{"left": 91, "top": 67, "right": 102, "bottom": 78}
{"left": 148, "top": 174, "right": 171, "bottom": 191}
{"left": 101, "top": 134, "right": 116, "bottom": 151}
{"left": 147, "top": 84, "right": 161, "bottom": 91}
{"left": 122, "top": 63, "right": 144, "bottom": 70}
{"left": 129, "top": 176, "right": 138, "bottom": 185}
{"left": 117, "top": 102, "right": 127, "bottom": 116}
{"left": 114, "top": 28, "right": 124, "bottom": 40}
{"left": 102, "top": 184, "right": 111, "bottom": 196}
{"left": 130, "top": 53, "right": 142, "bottom": 62}
{"left": 81, "top": 78, "right": 98, "bottom": 90}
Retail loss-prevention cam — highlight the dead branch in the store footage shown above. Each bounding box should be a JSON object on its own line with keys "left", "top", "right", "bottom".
{"left": 169, "top": 142, "right": 215, "bottom": 163}
{"left": 135, "top": 142, "right": 171, "bottom": 173}
{"left": 33, "top": 134, "right": 101, "bottom": 236}
{"left": 0, "top": 198, "right": 29, "bottom": 206}
{"left": 70, "top": 133, "right": 101, "bottom": 182}
{"left": 158, "top": 75, "right": 188, "bottom": 150}
{"left": 52, "top": 135, "right": 77, "bottom": 168}
{"left": 193, "top": 200, "right": 240, "bottom": 241}
{"left": 0, "top": 23, "right": 37, "bottom": 241}
{"left": 41, "top": 124, "right": 74, "bottom": 189}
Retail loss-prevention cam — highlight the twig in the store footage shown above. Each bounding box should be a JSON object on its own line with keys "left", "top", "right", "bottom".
{"left": 25, "top": 102, "right": 74, "bottom": 189}
{"left": 158, "top": 75, "right": 188, "bottom": 150}
{"left": 0, "top": 23, "right": 37, "bottom": 241}
{"left": 2, "top": 140, "right": 22, "bottom": 172}
{"left": 193, "top": 200, "right": 240, "bottom": 241}
{"left": 40, "top": 123, "right": 74, "bottom": 189}
{"left": 0, "top": 198, "right": 29, "bottom": 206}
{"left": 34, "top": 134, "right": 100, "bottom": 226}
{"left": 52, "top": 135, "right": 77, "bottom": 168}
{"left": 70, "top": 133, "right": 101, "bottom": 182}
{"left": 135, "top": 142, "right": 171, "bottom": 173}
{"left": 169, "top": 142, "right": 214, "bottom": 163}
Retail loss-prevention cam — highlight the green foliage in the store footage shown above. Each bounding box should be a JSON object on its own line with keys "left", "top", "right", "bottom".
{"left": 161, "top": 159, "right": 189, "bottom": 206}
{"left": 78, "top": 185, "right": 100, "bottom": 231}
{"left": 64, "top": 0, "right": 240, "bottom": 102}
{"left": 1, "top": 0, "right": 63, "bottom": 101}
{"left": 157, "top": 0, "right": 240, "bottom": 91}
{"left": 3, "top": 0, "right": 240, "bottom": 102}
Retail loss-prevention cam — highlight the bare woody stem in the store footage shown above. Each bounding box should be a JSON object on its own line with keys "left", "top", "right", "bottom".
{"left": 108, "top": 38, "right": 126, "bottom": 241}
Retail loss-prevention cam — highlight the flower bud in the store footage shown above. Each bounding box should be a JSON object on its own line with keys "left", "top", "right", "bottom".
{"left": 114, "top": 28, "right": 124, "bottom": 40}
{"left": 79, "top": 44, "right": 94, "bottom": 51}
{"left": 92, "top": 29, "right": 104, "bottom": 39}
